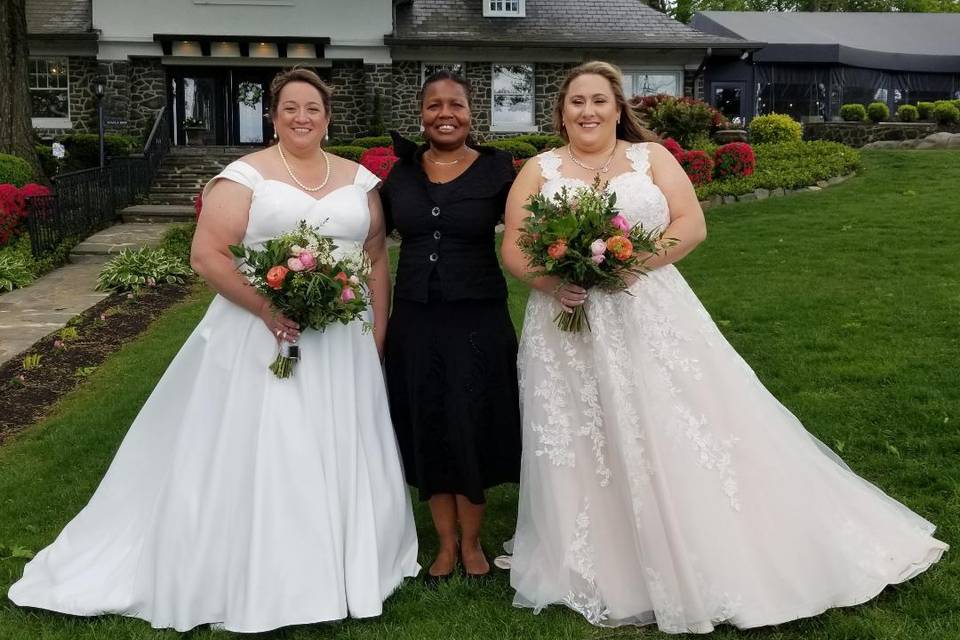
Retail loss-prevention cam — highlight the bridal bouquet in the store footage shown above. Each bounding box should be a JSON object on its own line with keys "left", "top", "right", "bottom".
{"left": 518, "top": 177, "right": 669, "bottom": 333}
{"left": 230, "top": 220, "right": 371, "bottom": 378}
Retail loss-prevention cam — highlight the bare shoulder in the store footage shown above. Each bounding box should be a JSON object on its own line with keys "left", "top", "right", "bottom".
{"left": 327, "top": 153, "right": 362, "bottom": 180}
{"left": 236, "top": 147, "right": 276, "bottom": 174}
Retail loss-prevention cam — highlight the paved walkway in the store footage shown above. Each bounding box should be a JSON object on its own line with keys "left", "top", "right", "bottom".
{"left": 0, "top": 223, "right": 169, "bottom": 365}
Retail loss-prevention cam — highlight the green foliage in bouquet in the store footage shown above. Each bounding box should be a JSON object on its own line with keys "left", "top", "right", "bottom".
{"left": 96, "top": 247, "right": 193, "bottom": 293}
{"left": 518, "top": 177, "right": 666, "bottom": 332}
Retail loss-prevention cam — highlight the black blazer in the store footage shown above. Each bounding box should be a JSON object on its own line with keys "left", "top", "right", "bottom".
{"left": 381, "top": 132, "right": 515, "bottom": 303}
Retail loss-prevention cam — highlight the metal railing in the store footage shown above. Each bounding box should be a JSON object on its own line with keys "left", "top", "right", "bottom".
{"left": 25, "top": 107, "right": 170, "bottom": 257}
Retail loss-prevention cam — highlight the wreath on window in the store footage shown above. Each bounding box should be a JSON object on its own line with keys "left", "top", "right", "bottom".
{"left": 237, "top": 81, "right": 264, "bottom": 108}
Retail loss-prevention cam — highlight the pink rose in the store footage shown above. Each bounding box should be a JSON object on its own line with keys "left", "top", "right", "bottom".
{"left": 610, "top": 214, "right": 631, "bottom": 232}
{"left": 590, "top": 239, "right": 607, "bottom": 256}
{"left": 341, "top": 287, "right": 356, "bottom": 302}
{"left": 591, "top": 254, "right": 605, "bottom": 265}
{"left": 287, "top": 257, "right": 305, "bottom": 272}
{"left": 298, "top": 251, "right": 316, "bottom": 270}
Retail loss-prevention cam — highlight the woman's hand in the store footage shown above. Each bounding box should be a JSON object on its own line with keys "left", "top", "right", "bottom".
{"left": 552, "top": 280, "right": 587, "bottom": 314}
{"left": 257, "top": 300, "right": 301, "bottom": 343}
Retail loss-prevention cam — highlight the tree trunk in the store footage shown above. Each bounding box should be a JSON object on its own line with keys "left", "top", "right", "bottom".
{"left": 0, "top": 0, "right": 44, "bottom": 181}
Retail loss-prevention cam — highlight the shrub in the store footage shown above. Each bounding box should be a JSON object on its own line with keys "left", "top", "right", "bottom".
{"left": 0, "top": 154, "right": 33, "bottom": 187}
{"left": 661, "top": 137, "right": 684, "bottom": 159}
{"left": 510, "top": 134, "right": 565, "bottom": 151}
{"left": 867, "top": 102, "right": 890, "bottom": 123}
{"left": 630, "top": 94, "right": 730, "bottom": 134}
{"left": 359, "top": 146, "right": 399, "bottom": 180}
{"left": 839, "top": 104, "right": 867, "bottom": 122}
{"left": 917, "top": 102, "right": 935, "bottom": 120}
{"left": 649, "top": 99, "right": 715, "bottom": 147}
{"left": 678, "top": 150, "right": 714, "bottom": 186}
{"left": 96, "top": 247, "right": 193, "bottom": 293}
{"left": 0, "top": 253, "right": 34, "bottom": 292}
{"left": 748, "top": 113, "right": 803, "bottom": 144}
{"left": 686, "top": 133, "right": 717, "bottom": 155}
{"left": 953, "top": 99, "right": 960, "bottom": 112}
{"left": 35, "top": 145, "right": 58, "bottom": 177}
{"left": 60, "top": 133, "right": 138, "bottom": 171}
{"left": 897, "top": 104, "right": 919, "bottom": 123}
{"left": 713, "top": 142, "right": 755, "bottom": 180}
{"left": 932, "top": 101, "right": 960, "bottom": 126}
{"left": 324, "top": 145, "right": 365, "bottom": 162}
{"left": 0, "top": 184, "right": 27, "bottom": 246}
{"left": 159, "top": 223, "right": 197, "bottom": 265}
{"left": 483, "top": 139, "right": 538, "bottom": 159}
{"left": 349, "top": 135, "right": 393, "bottom": 149}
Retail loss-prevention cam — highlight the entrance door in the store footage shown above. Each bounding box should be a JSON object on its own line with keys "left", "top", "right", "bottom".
{"left": 712, "top": 82, "right": 746, "bottom": 123}
{"left": 231, "top": 70, "right": 274, "bottom": 145}
{"left": 170, "top": 69, "right": 227, "bottom": 145}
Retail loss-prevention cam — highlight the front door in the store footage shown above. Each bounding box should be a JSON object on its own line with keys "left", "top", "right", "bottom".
{"left": 712, "top": 82, "right": 746, "bottom": 123}
{"left": 231, "top": 70, "right": 274, "bottom": 145}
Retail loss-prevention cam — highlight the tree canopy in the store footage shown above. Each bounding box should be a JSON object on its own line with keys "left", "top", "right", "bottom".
{"left": 668, "top": 0, "right": 960, "bottom": 23}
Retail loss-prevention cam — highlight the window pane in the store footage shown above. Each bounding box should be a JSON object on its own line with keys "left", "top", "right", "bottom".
{"left": 633, "top": 73, "right": 678, "bottom": 97}
{"left": 492, "top": 64, "right": 534, "bottom": 128}
{"left": 31, "top": 90, "right": 69, "bottom": 118}
{"left": 714, "top": 86, "right": 743, "bottom": 120}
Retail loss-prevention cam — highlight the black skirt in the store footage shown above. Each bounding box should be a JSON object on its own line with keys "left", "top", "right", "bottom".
{"left": 385, "top": 296, "right": 522, "bottom": 504}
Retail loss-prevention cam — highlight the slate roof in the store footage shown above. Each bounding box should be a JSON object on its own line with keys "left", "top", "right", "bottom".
{"left": 390, "top": 0, "right": 755, "bottom": 49}
{"left": 26, "top": 0, "right": 92, "bottom": 35}
{"left": 693, "top": 11, "right": 960, "bottom": 72}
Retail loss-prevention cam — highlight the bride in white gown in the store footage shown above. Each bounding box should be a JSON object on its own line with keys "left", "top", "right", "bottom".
{"left": 8, "top": 69, "right": 419, "bottom": 633}
{"left": 500, "top": 61, "right": 947, "bottom": 634}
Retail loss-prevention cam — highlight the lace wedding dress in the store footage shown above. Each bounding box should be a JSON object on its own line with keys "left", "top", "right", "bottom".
{"left": 9, "top": 162, "right": 420, "bottom": 633}
{"left": 508, "top": 144, "right": 947, "bottom": 633}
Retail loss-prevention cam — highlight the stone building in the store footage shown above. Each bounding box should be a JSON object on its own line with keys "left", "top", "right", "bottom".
{"left": 26, "top": 0, "right": 753, "bottom": 146}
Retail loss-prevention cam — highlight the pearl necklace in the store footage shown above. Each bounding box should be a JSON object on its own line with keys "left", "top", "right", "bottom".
{"left": 567, "top": 142, "right": 618, "bottom": 174}
{"left": 277, "top": 143, "right": 330, "bottom": 192}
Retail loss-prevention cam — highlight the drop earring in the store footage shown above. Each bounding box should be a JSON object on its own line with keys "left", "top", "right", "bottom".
{"left": 273, "top": 131, "right": 278, "bottom": 140}
{"left": 419, "top": 124, "right": 425, "bottom": 133}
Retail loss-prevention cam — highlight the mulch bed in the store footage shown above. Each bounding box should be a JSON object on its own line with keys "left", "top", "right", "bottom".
{"left": 0, "top": 283, "right": 193, "bottom": 444}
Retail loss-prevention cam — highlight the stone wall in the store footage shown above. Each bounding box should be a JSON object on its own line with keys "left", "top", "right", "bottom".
{"left": 67, "top": 57, "right": 98, "bottom": 133}
{"left": 364, "top": 63, "right": 392, "bottom": 137}
{"left": 330, "top": 60, "right": 367, "bottom": 141}
{"left": 533, "top": 62, "right": 575, "bottom": 137}
{"left": 128, "top": 59, "right": 166, "bottom": 141}
{"left": 96, "top": 60, "right": 131, "bottom": 136}
{"left": 801, "top": 121, "right": 960, "bottom": 147}
{"left": 465, "top": 63, "right": 492, "bottom": 137}
{"left": 391, "top": 61, "right": 421, "bottom": 138}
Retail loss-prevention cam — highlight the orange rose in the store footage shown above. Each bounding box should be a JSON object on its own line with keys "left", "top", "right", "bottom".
{"left": 547, "top": 240, "right": 568, "bottom": 260}
{"left": 605, "top": 236, "right": 634, "bottom": 261}
{"left": 333, "top": 271, "right": 348, "bottom": 285}
{"left": 266, "top": 265, "right": 289, "bottom": 290}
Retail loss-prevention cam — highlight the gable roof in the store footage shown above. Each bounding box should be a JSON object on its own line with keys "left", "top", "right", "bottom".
{"left": 693, "top": 11, "right": 960, "bottom": 73}
{"left": 26, "top": 0, "right": 92, "bottom": 35}
{"left": 390, "top": 0, "right": 755, "bottom": 50}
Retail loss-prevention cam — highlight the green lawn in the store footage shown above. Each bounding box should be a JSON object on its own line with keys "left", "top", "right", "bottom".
{"left": 1, "top": 150, "right": 958, "bottom": 639}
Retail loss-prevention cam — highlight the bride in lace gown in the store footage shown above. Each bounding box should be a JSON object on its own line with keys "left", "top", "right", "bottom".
{"left": 500, "top": 62, "right": 947, "bottom": 634}
{"left": 8, "top": 69, "right": 419, "bottom": 633}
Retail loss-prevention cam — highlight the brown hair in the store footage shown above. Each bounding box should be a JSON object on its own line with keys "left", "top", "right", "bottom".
{"left": 552, "top": 61, "right": 658, "bottom": 144}
{"left": 269, "top": 67, "right": 333, "bottom": 119}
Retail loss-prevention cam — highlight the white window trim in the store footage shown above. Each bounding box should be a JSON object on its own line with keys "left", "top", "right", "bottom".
{"left": 32, "top": 117, "right": 73, "bottom": 129}
{"left": 420, "top": 62, "right": 466, "bottom": 85}
{"left": 29, "top": 56, "right": 71, "bottom": 127}
{"left": 483, "top": 0, "right": 526, "bottom": 18}
{"left": 490, "top": 63, "right": 536, "bottom": 132}
{"left": 620, "top": 67, "right": 683, "bottom": 97}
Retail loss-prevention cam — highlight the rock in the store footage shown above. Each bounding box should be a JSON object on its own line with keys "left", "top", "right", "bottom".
{"left": 771, "top": 188, "right": 786, "bottom": 197}
{"left": 947, "top": 135, "right": 960, "bottom": 149}
{"left": 915, "top": 141, "right": 939, "bottom": 150}
{"left": 710, "top": 195, "right": 723, "bottom": 208}
{"left": 900, "top": 140, "right": 920, "bottom": 149}
{"left": 807, "top": 186, "right": 823, "bottom": 192}
{"left": 816, "top": 180, "right": 830, "bottom": 188}
{"left": 755, "top": 188, "right": 770, "bottom": 200}
{"left": 700, "top": 199, "right": 712, "bottom": 211}
{"left": 827, "top": 175, "right": 846, "bottom": 186}
{"left": 737, "top": 192, "right": 757, "bottom": 202}
{"left": 722, "top": 195, "right": 738, "bottom": 205}
{"left": 925, "top": 132, "right": 954, "bottom": 147}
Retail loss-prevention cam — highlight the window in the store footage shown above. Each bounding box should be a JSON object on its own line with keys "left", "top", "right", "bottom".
{"left": 491, "top": 64, "right": 535, "bottom": 131}
{"left": 30, "top": 57, "right": 70, "bottom": 128}
{"left": 484, "top": 0, "right": 525, "bottom": 17}
{"left": 421, "top": 63, "right": 465, "bottom": 84}
{"left": 621, "top": 70, "right": 681, "bottom": 98}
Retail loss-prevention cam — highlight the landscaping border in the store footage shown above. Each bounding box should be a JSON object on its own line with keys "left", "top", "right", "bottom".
{"left": 699, "top": 173, "right": 855, "bottom": 211}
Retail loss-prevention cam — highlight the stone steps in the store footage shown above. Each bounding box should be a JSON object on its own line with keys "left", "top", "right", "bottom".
{"left": 69, "top": 223, "right": 171, "bottom": 261}
{"left": 121, "top": 204, "right": 196, "bottom": 223}
{"left": 141, "top": 146, "right": 249, "bottom": 216}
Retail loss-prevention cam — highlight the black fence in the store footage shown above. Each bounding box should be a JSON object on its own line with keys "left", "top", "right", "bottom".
{"left": 25, "top": 107, "right": 170, "bottom": 257}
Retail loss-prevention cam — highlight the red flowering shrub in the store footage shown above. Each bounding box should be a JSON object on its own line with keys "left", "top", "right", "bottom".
{"left": 713, "top": 142, "right": 755, "bottom": 180}
{"left": 0, "top": 183, "right": 28, "bottom": 246}
{"left": 359, "top": 146, "right": 398, "bottom": 181}
{"left": 194, "top": 192, "right": 203, "bottom": 221}
{"left": 19, "top": 183, "right": 51, "bottom": 198}
{"left": 662, "top": 137, "right": 684, "bottom": 159}
{"left": 678, "top": 150, "right": 714, "bottom": 186}
{"left": 513, "top": 157, "right": 527, "bottom": 173}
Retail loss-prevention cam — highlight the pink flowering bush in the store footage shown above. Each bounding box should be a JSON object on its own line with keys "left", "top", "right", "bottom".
{"left": 0, "top": 183, "right": 50, "bottom": 246}
{"left": 713, "top": 142, "right": 756, "bottom": 180}
{"left": 359, "top": 146, "right": 399, "bottom": 181}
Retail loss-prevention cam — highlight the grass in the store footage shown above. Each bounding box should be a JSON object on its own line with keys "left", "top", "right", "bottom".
{"left": 1, "top": 150, "right": 959, "bottom": 639}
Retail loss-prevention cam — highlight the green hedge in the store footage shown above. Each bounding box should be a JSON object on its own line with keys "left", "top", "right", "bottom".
{"left": 509, "top": 134, "right": 565, "bottom": 151}
{"left": 748, "top": 114, "right": 803, "bottom": 144}
{"left": 481, "top": 139, "right": 538, "bottom": 159}
{"left": 917, "top": 102, "right": 935, "bottom": 120}
{"left": 897, "top": 104, "right": 919, "bottom": 123}
{"left": 839, "top": 104, "right": 867, "bottom": 123}
{"left": 932, "top": 101, "right": 960, "bottom": 126}
{"left": 349, "top": 136, "right": 393, "bottom": 149}
{"left": 0, "top": 154, "right": 33, "bottom": 186}
{"left": 695, "top": 140, "right": 861, "bottom": 201}
{"left": 324, "top": 145, "right": 365, "bottom": 162}
{"left": 867, "top": 102, "right": 890, "bottom": 123}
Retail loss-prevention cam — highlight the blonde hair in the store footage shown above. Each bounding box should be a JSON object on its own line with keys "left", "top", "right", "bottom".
{"left": 552, "top": 61, "right": 658, "bottom": 144}
{"left": 269, "top": 67, "right": 333, "bottom": 118}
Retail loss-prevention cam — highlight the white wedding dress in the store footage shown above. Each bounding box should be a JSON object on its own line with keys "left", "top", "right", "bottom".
{"left": 508, "top": 144, "right": 947, "bottom": 633}
{"left": 8, "top": 161, "right": 420, "bottom": 633}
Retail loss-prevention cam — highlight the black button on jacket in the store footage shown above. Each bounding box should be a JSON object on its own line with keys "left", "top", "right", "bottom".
{"left": 381, "top": 132, "right": 515, "bottom": 303}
